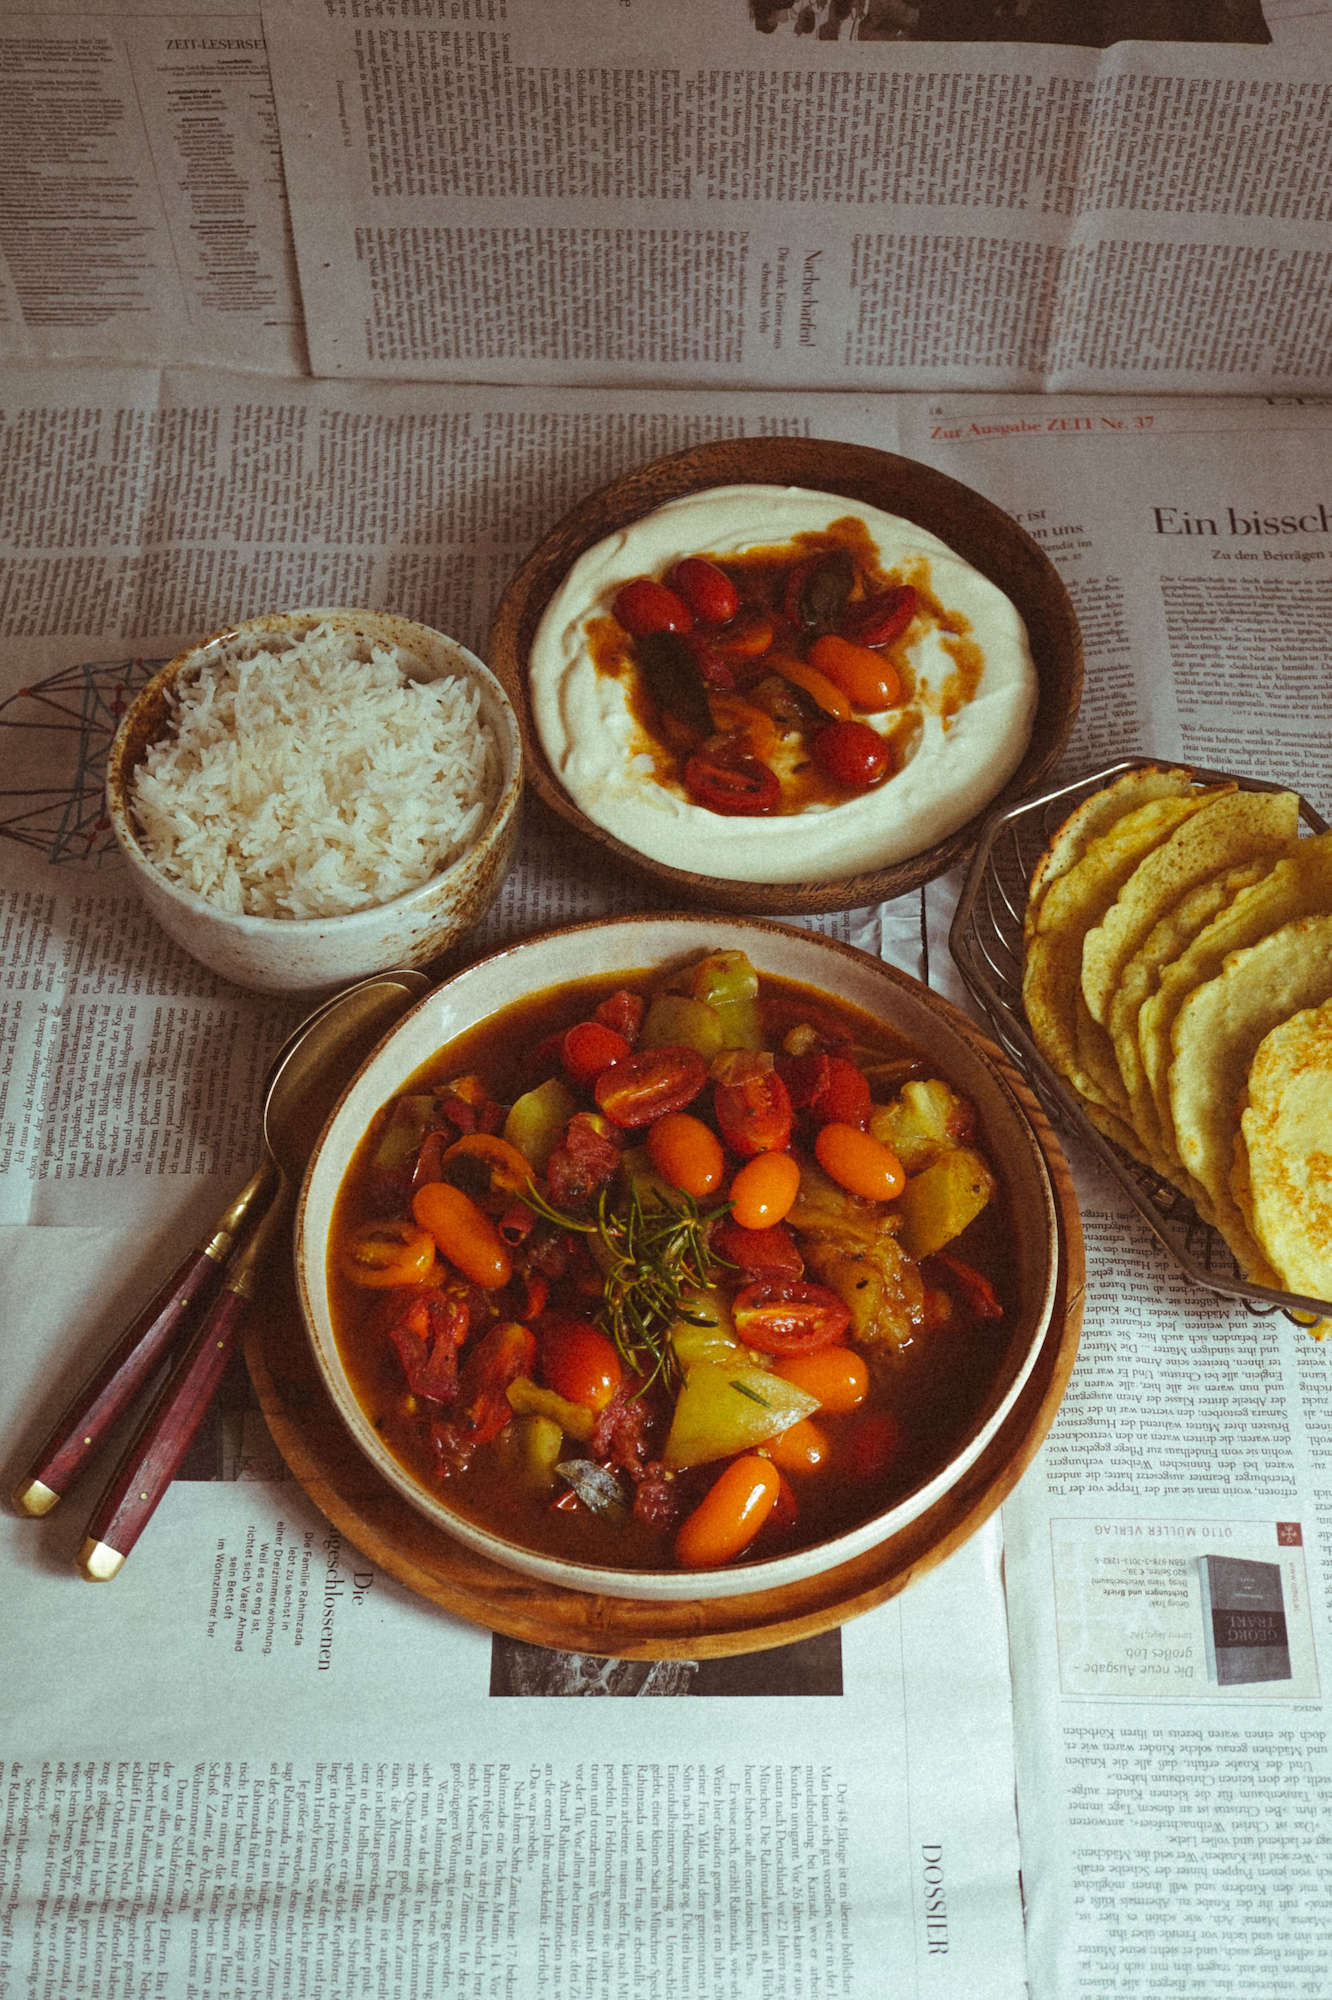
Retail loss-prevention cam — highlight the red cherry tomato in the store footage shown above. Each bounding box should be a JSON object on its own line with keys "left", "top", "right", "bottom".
{"left": 593, "top": 1044, "right": 707, "bottom": 1128}
{"left": 675, "top": 1455, "right": 780, "bottom": 1568}
{"left": 646, "top": 1111, "right": 725, "bottom": 1197}
{"left": 807, "top": 633, "right": 901, "bottom": 710}
{"left": 841, "top": 584, "right": 917, "bottom": 649}
{"left": 812, "top": 1055, "right": 871, "bottom": 1128}
{"left": 772, "top": 1347, "right": 869, "bottom": 1414}
{"left": 711, "top": 1216, "right": 804, "bottom": 1280}
{"left": 613, "top": 577, "right": 694, "bottom": 636}
{"left": 666, "top": 557, "right": 740, "bottom": 625}
{"left": 731, "top": 1279, "right": 851, "bottom": 1355}
{"left": 728, "top": 1150, "right": 801, "bottom": 1230}
{"left": 844, "top": 1409, "right": 899, "bottom": 1480}
{"left": 682, "top": 749, "right": 780, "bottom": 817}
{"left": 539, "top": 1317, "right": 623, "bottom": 1413}
{"left": 712, "top": 1057, "right": 793, "bottom": 1158}
{"left": 813, "top": 1122, "right": 906, "bottom": 1200}
{"left": 560, "top": 1019, "right": 632, "bottom": 1087}
{"left": 810, "top": 719, "right": 894, "bottom": 792}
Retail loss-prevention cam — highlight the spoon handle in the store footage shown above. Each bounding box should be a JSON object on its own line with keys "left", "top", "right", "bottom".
{"left": 75, "top": 1195, "right": 287, "bottom": 1580}
{"left": 10, "top": 1162, "right": 275, "bottom": 1518}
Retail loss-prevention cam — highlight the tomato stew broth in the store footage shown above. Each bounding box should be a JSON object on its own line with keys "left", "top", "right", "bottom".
{"left": 328, "top": 961, "right": 1017, "bottom": 1574}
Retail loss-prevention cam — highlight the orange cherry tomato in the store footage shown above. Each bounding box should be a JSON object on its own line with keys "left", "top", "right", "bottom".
{"left": 813, "top": 1122, "right": 906, "bottom": 1201}
{"left": 728, "top": 1150, "right": 801, "bottom": 1231}
{"left": 539, "top": 1318, "right": 623, "bottom": 1413}
{"left": 844, "top": 1409, "right": 899, "bottom": 1480}
{"left": 714, "top": 606, "right": 774, "bottom": 660}
{"left": 411, "top": 1181, "right": 512, "bottom": 1288}
{"left": 773, "top": 1347, "right": 869, "bottom": 1414}
{"left": 338, "top": 1218, "right": 438, "bottom": 1289}
{"left": 810, "top": 720, "right": 894, "bottom": 791}
{"left": 560, "top": 1019, "right": 632, "bottom": 1087}
{"left": 675, "top": 1455, "right": 780, "bottom": 1568}
{"left": 765, "top": 1417, "right": 830, "bottom": 1475}
{"left": 771, "top": 657, "right": 853, "bottom": 721}
{"left": 645, "top": 1111, "right": 725, "bottom": 1197}
{"left": 807, "top": 633, "right": 901, "bottom": 710}
{"left": 594, "top": 1044, "right": 707, "bottom": 1128}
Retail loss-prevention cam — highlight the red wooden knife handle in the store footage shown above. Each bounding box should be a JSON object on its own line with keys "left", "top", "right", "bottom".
{"left": 76, "top": 1286, "right": 253, "bottom": 1579}
{"left": 12, "top": 1248, "right": 224, "bottom": 1517}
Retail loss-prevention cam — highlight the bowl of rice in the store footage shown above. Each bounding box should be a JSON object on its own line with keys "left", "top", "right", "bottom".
{"left": 106, "top": 607, "right": 523, "bottom": 993}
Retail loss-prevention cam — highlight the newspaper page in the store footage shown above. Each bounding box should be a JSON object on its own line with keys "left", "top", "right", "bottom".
{"left": 895, "top": 390, "right": 1332, "bottom": 1999}
{"left": 261, "top": 0, "right": 1332, "bottom": 394}
{"left": 4, "top": 366, "right": 1332, "bottom": 1990}
{"left": 0, "top": 2, "right": 304, "bottom": 373}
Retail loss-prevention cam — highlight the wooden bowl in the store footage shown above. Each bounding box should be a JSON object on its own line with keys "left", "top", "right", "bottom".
{"left": 487, "top": 437, "right": 1083, "bottom": 915}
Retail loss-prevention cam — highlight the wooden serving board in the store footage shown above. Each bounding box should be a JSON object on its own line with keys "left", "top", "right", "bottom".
{"left": 245, "top": 1056, "right": 1083, "bottom": 1661}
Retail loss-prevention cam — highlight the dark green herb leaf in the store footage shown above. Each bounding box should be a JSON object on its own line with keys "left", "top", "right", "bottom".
{"left": 730, "top": 1380, "right": 772, "bottom": 1408}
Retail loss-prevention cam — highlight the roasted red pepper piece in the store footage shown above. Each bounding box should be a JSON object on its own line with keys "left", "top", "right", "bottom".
{"left": 455, "top": 1320, "right": 537, "bottom": 1441}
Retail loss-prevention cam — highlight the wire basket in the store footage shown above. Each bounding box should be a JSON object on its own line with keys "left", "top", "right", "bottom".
{"left": 948, "top": 757, "right": 1332, "bottom": 1327}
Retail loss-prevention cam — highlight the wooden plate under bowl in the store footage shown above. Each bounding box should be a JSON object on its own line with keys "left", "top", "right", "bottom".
{"left": 487, "top": 436, "right": 1083, "bottom": 916}
{"left": 247, "top": 1029, "right": 1083, "bottom": 1660}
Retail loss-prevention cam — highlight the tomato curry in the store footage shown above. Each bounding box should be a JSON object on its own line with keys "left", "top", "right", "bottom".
{"left": 328, "top": 949, "right": 1015, "bottom": 1574}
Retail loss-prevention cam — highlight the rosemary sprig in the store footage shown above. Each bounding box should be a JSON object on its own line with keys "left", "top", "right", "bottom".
{"left": 520, "top": 1176, "right": 731, "bottom": 1392}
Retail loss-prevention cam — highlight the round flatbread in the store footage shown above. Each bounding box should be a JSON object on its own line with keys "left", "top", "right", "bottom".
{"left": 1237, "top": 1001, "right": 1332, "bottom": 1308}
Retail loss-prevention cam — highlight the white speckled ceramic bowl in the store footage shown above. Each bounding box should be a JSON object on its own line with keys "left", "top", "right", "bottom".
{"left": 106, "top": 608, "right": 522, "bottom": 994}
{"left": 296, "top": 915, "right": 1063, "bottom": 1601}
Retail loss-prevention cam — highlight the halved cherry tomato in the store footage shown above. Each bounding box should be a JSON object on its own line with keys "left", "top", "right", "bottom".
{"left": 810, "top": 719, "right": 894, "bottom": 792}
{"left": 539, "top": 1317, "right": 623, "bottom": 1413}
{"left": 712, "top": 1055, "right": 793, "bottom": 1158}
{"left": 731, "top": 1279, "right": 850, "bottom": 1355}
{"left": 814, "top": 1122, "right": 906, "bottom": 1200}
{"left": 560, "top": 1019, "right": 632, "bottom": 1087}
{"left": 339, "top": 1218, "right": 438, "bottom": 1289}
{"left": 666, "top": 557, "right": 740, "bottom": 625}
{"left": 773, "top": 1347, "right": 869, "bottom": 1413}
{"left": 728, "top": 1149, "right": 801, "bottom": 1230}
{"left": 770, "top": 656, "right": 853, "bottom": 720}
{"left": 613, "top": 577, "right": 693, "bottom": 636}
{"left": 674, "top": 1454, "right": 780, "bottom": 1568}
{"left": 841, "top": 584, "right": 917, "bottom": 648}
{"left": 844, "top": 1409, "right": 899, "bottom": 1480}
{"left": 645, "top": 1111, "right": 725, "bottom": 1197}
{"left": 682, "top": 748, "right": 779, "bottom": 817}
{"left": 412, "top": 1181, "right": 512, "bottom": 1288}
{"left": 456, "top": 1320, "right": 536, "bottom": 1441}
{"left": 594, "top": 1044, "right": 707, "bottom": 1128}
{"left": 807, "top": 634, "right": 900, "bottom": 710}
{"left": 711, "top": 1217, "right": 804, "bottom": 1280}
{"left": 440, "top": 1132, "right": 535, "bottom": 1198}
{"left": 765, "top": 1416, "right": 830, "bottom": 1475}
{"left": 930, "top": 1251, "right": 1005, "bottom": 1321}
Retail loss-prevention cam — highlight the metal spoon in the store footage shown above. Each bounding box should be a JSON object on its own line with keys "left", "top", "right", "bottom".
{"left": 73, "top": 967, "right": 428, "bottom": 1580}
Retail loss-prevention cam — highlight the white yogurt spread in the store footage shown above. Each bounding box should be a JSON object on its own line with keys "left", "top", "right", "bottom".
{"left": 529, "top": 484, "right": 1038, "bottom": 884}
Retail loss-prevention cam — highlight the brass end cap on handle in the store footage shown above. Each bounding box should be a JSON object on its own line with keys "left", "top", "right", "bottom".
{"left": 77, "top": 1537, "right": 126, "bottom": 1582}
{"left": 12, "top": 1476, "right": 60, "bottom": 1518}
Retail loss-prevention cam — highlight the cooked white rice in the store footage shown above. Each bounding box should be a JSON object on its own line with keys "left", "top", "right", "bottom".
{"left": 130, "top": 623, "right": 497, "bottom": 920}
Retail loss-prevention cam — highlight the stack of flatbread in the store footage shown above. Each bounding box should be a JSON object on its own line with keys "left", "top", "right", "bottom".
{"left": 1021, "top": 765, "right": 1332, "bottom": 1331}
